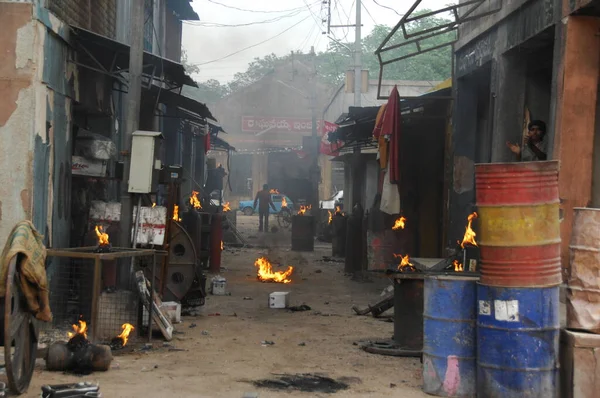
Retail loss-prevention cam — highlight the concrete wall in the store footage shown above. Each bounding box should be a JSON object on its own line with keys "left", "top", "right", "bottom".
{"left": 0, "top": 2, "right": 76, "bottom": 249}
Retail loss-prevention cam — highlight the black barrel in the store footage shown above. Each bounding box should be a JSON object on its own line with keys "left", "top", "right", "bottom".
{"left": 291, "top": 215, "right": 315, "bottom": 251}
{"left": 331, "top": 214, "right": 347, "bottom": 257}
{"left": 393, "top": 273, "right": 424, "bottom": 356}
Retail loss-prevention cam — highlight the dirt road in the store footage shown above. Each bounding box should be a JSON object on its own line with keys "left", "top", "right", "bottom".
{"left": 26, "top": 215, "right": 428, "bottom": 397}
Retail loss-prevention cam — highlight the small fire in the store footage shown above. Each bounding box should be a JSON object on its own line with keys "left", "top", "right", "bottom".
{"left": 270, "top": 189, "right": 280, "bottom": 194}
{"left": 453, "top": 260, "right": 464, "bottom": 272}
{"left": 152, "top": 203, "right": 156, "bottom": 208}
{"left": 328, "top": 210, "right": 333, "bottom": 224}
{"left": 282, "top": 197, "right": 288, "bottom": 208}
{"left": 335, "top": 205, "right": 341, "bottom": 215}
{"left": 67, "top": 320, "right": 88, "bottom": 339}
{"left": 254, "top": 257, "right": 294, "bottom": 284}
{"left": 95, "top": 226, "right": 109, "bottom": 246}
{"left": 223, "top": 202, "right": 231, "bottom": 212}
{"left": 221, "top": 241, "right": 224, "bottom": 251}
{"left": 190, "top": 191, "right": 202, "bottom": 209}
{"left": 459, "top": 212, "right": 478, "bottom": 248}
{"left": 297, "top": 205, "right": 311, "bottom": 215}
{"left": 392, "top": 216, "right": 407, "bottom": 230}
{"left": 394, "top": 254, "right": 417, "bottom": 272}
{"left": 173, "top": 205, "right": 182, "bottom": 222}
{"left": 116, "top": 323, "right": 135, "bottom": 346}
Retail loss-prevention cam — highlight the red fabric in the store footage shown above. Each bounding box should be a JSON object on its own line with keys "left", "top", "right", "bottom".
{"left": 381, "top": 86, "right": 401, "bottom": 184}
{"left": 204, "top": 134, "right": 211, "bottom": 153}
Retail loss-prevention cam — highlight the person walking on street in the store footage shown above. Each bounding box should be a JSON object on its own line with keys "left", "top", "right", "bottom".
{"left": 254, "top": 184, "right": 277, "bottom": 232}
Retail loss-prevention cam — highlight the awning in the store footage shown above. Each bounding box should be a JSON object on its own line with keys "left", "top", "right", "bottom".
{"left": 69, "top": 26, "right": 196, "bottom": 88}
{"left": 211, "top": 135, "right": 235, "bottom": 152}
{"left": 148, "top": 84, "right": 216, "bottom": 121}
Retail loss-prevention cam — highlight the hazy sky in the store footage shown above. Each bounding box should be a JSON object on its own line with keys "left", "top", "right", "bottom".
{"left": 183, "top": 0, "right": 452, "bottom": 83}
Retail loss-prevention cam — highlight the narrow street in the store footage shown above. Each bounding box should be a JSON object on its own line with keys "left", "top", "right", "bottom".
{"left": 27, "top": 216, "right": 427, "bottom": 398}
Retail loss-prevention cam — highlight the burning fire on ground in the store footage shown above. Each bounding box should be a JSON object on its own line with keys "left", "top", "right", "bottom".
{"left": 94, "top": 226, "right": 109, "bottom": 246}
{"left": 282, "top": 197, "right": 288, "bottom": 208}
{"left": 335, "top": 206, "right": 342, "bottom": 215}
{"left": 453, "top": 260, "right": 464, "bottom": 272}
{"left": 68, "top": 320, "right": 88, "bottom": 339}
{"left": 110, "top": 323, "right": 135, "bottom": 349}
{"left": 394, "top": 254, "right": 417, "bottom": 273}
{"left": 173, "top": 205, "right": 182, "bottom": 222}
{"left": 270, "top": 189, "right": 280, "bottom": 194}
{"left": 221, "top": 241, "right": 224, "bottom": 251}
{"left": 254, "top": 257, "right": 294, "bottom": 284}
{"left": 190, "top": 191, "right": 202, "bottom": 209}
{"left": 297, "top": 205, "right": 311, "bottom": 215}
{"left": 392, "top": 216, "right": 407, "bottom": 230}
{"left": 223, "top": 202, "right": 231, "bottom": 212}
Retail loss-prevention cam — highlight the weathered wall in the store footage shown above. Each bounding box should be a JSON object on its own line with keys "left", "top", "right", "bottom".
{"left": 48, "top": 0, "right": 116, "bottom": 38}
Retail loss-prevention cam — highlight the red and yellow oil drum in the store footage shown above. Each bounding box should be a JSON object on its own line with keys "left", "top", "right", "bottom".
{"left": 475, "top": 161, "right": 561, "bottom": 287}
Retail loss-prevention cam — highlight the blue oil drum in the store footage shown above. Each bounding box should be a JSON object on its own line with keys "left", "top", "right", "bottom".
{"left": 477, "top": 284, "right": 560, "bottom": 397}
{"left": 423, "top": 275, "right": 478, "bottom": 397}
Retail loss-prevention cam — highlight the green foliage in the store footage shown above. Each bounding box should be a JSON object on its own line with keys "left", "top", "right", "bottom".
{"left": 190, "top": 10, "right": 454, "bottom": 101}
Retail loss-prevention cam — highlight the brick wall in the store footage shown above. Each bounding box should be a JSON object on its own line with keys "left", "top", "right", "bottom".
{"left": 48, "top": 0, "right": 116, "bottom": 38}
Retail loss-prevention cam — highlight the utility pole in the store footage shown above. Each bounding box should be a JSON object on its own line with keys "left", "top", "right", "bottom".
{"left": 119, "top": 1, "right": 145, "bottom": 249}
{"left": 354, "top": 0, "right": 362, "bottom": 107}
{"left": 310, "top": 46, "right": 320, "bottom": 224}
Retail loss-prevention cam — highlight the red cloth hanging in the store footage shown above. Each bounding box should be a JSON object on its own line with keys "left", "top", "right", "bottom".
{"left": 381, "top": 86, "right": 401, "bottom": 184}
{"left": 204, "top": 133, "right": 211, "bottom": 153}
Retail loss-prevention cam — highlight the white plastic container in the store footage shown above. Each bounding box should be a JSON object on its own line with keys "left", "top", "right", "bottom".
{"left": 269, "top": 292, "right": 290, "bottom": 309}
{"left": 211, "top": 277, "right": 227, "bottom": 295}
{"left": 161, "top": 301, "right": 181, "bottom": 323}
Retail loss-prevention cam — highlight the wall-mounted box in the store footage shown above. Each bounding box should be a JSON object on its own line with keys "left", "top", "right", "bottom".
{"left": 128, "top": 131, "right": 163, "bottom": 193}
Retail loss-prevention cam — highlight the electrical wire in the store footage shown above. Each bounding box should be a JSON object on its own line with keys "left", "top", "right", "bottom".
{"left": 206, "top": 0, "right": 319, "bottom": 14}
{"left": 362, "top": 1, "right": 377, "bottom": 24}
{"left": 183, "top": 9, "right": 307, "bottom": 27}
{"left": 195, "top": 15, "right": 312, "bottom": 66}
{"left": 371, "top": 0, "right": 403, "bottom": 17}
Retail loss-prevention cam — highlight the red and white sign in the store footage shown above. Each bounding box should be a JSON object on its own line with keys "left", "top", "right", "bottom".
{"left": 320, "top": 120, "right": 341, "bottom": 156}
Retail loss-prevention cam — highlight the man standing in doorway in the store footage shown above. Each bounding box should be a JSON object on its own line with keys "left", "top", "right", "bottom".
{"left": 506, "top": 120, "right": 548, "bottom": 161}
{"left": 254, "top": 184, "right": 277, "bottom": 232}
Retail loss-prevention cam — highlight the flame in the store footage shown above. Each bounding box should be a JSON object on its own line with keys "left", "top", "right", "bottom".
{"left": 152, "top": 203, "right": 156, "bottom": 208}
{"left": 335, "top": 206, "right": 341, "bottom": 215}
{"left": 221, "top": 241, "right": 224, "bottom": 251}
{"left": 394, "top": 254, "right": 417, "bottom": 272}
{"left": 190, "top": 191, "right": 202, "bottom": 209}
{"left": 117, "top": 323, "right": 135, "bottom": 346}
{"left": 173, "top": 205, "right": 182, "bottom": 222}
{"left": 282, "top": 197, "right": 288, "bottom": 208}
{"left": 453, "top": 260, "right": 464, "bottom": 272}
{"left": 392, "top": 216, "right": 407, "bottom": 230}
{"left": 270, "top": 189, "right": 280, "bottom": 194}
{"left": 95, "top": 226, "right": 109, "bottom": 246}
{"left": 254, "top": 257, "right": 294, "bottom": 284}
{"left": 459, "top": 212, "right": 478, "bottom": 248}
{"left": 67, "top": 320, "right": 88, "bottom": 339}
{"left": 297, "top": 205, "right": 311, "bottom": 215}
{"left": 223, "top": 202, "right": 231, "bottom": 212}
{"left": 328, "top": 210, "right": 333, "bottom": 224}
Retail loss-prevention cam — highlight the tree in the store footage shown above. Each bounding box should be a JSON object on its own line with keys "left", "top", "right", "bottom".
{"left": 181, "top": 49, "right": 199, "bottom": 75}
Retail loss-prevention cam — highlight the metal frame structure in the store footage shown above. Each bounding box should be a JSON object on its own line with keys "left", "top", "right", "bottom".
{"left": 375, "top": 0, "right": 502, "bottom": 99}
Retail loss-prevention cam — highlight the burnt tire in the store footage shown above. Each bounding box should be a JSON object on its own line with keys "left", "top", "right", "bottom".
{"left": 243, "top": 207, "right": 254, "bottom": 216}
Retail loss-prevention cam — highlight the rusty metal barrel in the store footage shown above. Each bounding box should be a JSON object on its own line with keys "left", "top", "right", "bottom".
{"left": 567, "top": 207, "right": 600, "bottom": 333}
{"left": 474, "top": 161, "right": 561, "bottom": 287}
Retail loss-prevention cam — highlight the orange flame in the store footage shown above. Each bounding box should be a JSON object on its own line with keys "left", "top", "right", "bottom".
{"left": 117, "top": 323, "right": 135, "bottom": 346}
{"left": 282, "top": 197, "right": 288, "bottom": 208}
{"left": 270, "top": 189, "right": 280, "bottom": 194}
{"left": 221, "top": 241, "right": 224, "bottom": 251}
{"left": 254, "top": 257, "right": 294, "bottom": 284}
{"left": 394, "top": 253, "right": 416, "bottom": 272}
{"left": 190, "top": 191, "right": 202, "bottom": 209}
{"left": 297, "top": 205, "right": 311, "bottom": 215}
{"left": 392, "top": 216, "right": 407, "bottom": 230}
{"left": 328, "top": 210, "right": 333, "bottom": 224}
{"left": 152, "top": 203, "right": 156, "bottom": 208}
{"left": 453, "top": 260, "right": 464, "bottom": 272}
{"left": 223, "top": 202, "right": 231, "bottom": 212}
{"left": 459, "top": 212, "right": 478, "bottom": 248}
{"left": 95, "top": 226, "right": 109, "bottom": 246}
{"left": 173, "top": 205, "right": 182, "bottom": 222}
{"left": 67, "top": 320, "right": 88, "bottom": 339}
{"left": 335, "top": 205, "right": 341, "bottom": 215}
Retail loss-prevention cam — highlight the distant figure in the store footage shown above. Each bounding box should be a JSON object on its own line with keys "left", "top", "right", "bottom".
{"left": 254, "top": 184, "right": 276, "bottom": 232}
{"left": 506, "top": 120, "right": 548, "bottom": 161}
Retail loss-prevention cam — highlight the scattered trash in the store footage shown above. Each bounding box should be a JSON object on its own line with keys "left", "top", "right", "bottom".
{"left": 380, "top": 285, "right": 394, "bottom": 296}
{"left": 172, "top": 330, "right": 185, "bottom": 335}
{"left": 168, "top": 348, "right": 186, "bottom": 352}
{"left": 252, "top": 373, "right": 349, "bottom": 394}
{"left": 243, "top": 296, "right": 253, "bottom": 300}
{"left": 208, "top": 313, "right": 221, "bottom": 316}
{"left": 324, "top": 301, "right": 330, "bottom": 305}
{"left": 242, "top": 393, "right": 259, "bottom": 398}
{"left": 211, "top": 276, "right": 227, "bottom": 295}
{"left": 201, "top": 330, "right": 209, "bottom": 336}
{"left": 261, "top": 340, "right": 275, "bottom": 346}
{"left": 41, "top": 382, "right": 99, "bottom": 398}
{"left": 189, "top": 323, "right": 197, "bottom": 328}
{"left": 288, "top": 305, "right": 311, "bottom": 312}
{"left": 162, "top": 343, "right": 172, "bottom": 348}
{"left": 390, "top": 383, "right": 397, "bottom": 388}
{"left": 298, "top": 342, "right": 306, "bottom": 346}
{"left": 141, "top": 343, "right": 153, "bottom": 351}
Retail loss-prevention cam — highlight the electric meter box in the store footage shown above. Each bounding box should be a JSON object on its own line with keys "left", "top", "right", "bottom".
{"left": 128, "top": 131, "right": 163, "bottom": 193}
